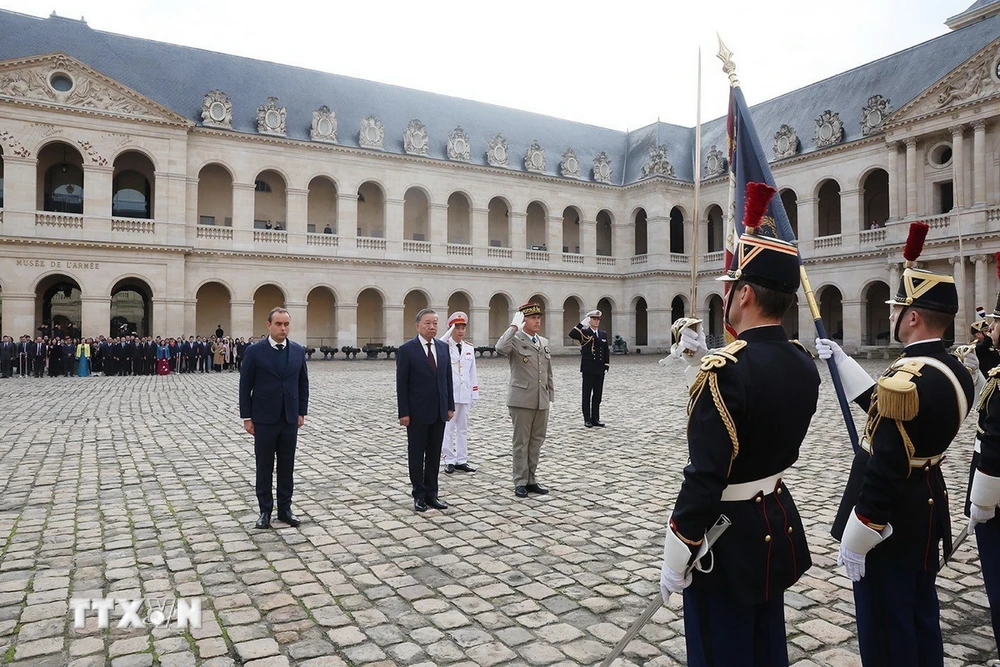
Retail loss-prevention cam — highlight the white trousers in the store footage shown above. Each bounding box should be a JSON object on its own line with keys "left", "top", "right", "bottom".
{"left": 443, "top": 402, "right": 471, "bottom": 464}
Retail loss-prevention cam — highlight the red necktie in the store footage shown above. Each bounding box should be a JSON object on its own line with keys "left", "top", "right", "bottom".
{"left": 426, "top": 342, "right": 437, "bottom": 373}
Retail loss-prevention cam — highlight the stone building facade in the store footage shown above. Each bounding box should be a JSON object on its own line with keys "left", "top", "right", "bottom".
{"left": 0, "top": 3, "right": 998, "bottom": 352}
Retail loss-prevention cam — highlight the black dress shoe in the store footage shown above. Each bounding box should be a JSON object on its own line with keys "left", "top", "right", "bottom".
{"left": 445, "top": 464, "right": 455, "bottom": 474}
{"left": 584, "top": 421, "right": 593, "bottom": 428}
{"left": 593, "top": 421, "right": 606, "bottom": 428}
{"left": 454, "top": 463, "right": 476, "bottom": 473}
{"left": 276, "top": 511, "right": 301, "bottom": 527}
{"left": 526, "top": 484, "right": 549, "bottom": 495}
{"left": 414, "top": 499, "right": 428, "bottom": 512}
{"left": 254, "top": 513, "right": 271, "bottom": 529}
{"left": 426, "top": 497, "right": 448, "bottom": 510}
{"left": 515, "top": 486, "right": 528, "bottom": 498}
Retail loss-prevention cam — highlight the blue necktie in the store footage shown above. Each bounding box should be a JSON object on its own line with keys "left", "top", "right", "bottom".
{"left": 531, "top": 336, "right": 537, "bottom": 344}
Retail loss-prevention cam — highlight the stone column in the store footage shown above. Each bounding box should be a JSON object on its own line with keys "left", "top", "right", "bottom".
{"left": 470, "top": 306, "right": 490, "bottom": 342}
{"left": 336, "top": 301, "right": 357, "bottom": 347}
{"left": 647, "top": 211, "right": 669, "bottom": 261}
{"left": 842, "top": 299, "right": 863, "bottom": 354}
{"left": 285, "top": 187, "right": 309, "bottom": 234}
{"left": 797, "top": 302, "right": 814, "bottom": 352}
{"left": 798, "top": 198, "right": 816, "bottom": 248}
{"left": 840, "top": 188, "right": 861, "bottom": 245}
{"left": 647, "top": 307, "right": 671, "bottom": 349}
{"left": 183, "top": 298, "right": 197, "bottom": 338}
{"left": 580, "top": 219, "right": 597, "bottom": 257}
{"left": 470, "top": 207, "right": 488, "bottom": 254}
{"left": 231, "top": 299, "right": 255, "bottom": 338}
{"left": 1, "top": 293, "right": 35, "bottom": 339}
{"left": 337, "top": 193, "right": 357, "bottom": 247}
{"left": 905, "top": 138, "right": 918, "bottom": 217}
{"left": 888, "top": 261, "right": 901, "bottom": 297}
{"left": 232, "top": 182, "right": 255, "bottom": 247}
{"left": 430, "top": 202, "right": 448, "bottom": 258}
{"left": 80, "top": 294, "right": 111, "bottom": 339}
{"left": 83, "top": 165, "right": 113, "bottom": 231}
{"left": 614, "top": 306, "right": 632, "bottom": 348}
{"left": 547, "top": 215, "right": 563, "bottom": 265}
{"left": 385, "top": 304, "right": 405, "bottom": 346}
{"left": 950, "top": 125, "right": 966, "bottom": 209}
{"left": 385, "top": 197, "right": 404, "bottom": 254}
{"left": 544, "top": 306, "right": 563, "bottom": 342}
{"left": 1, "top": 156, "right": 36, "bottom": 233}
{"left": 973, "top": 120, "right": 988, "bottom": 207}
{"left": 951, "top": 256, "right": 967, "bottom": 333}
{"left": 975, "top": 255, "right": 990, "bottom": 311}
{"left": 510, "top": 212, "right": 527, "bottom": 262}
{"left": 285, "top": 301, "right": 308, "bottom": 346}
{"left": 886, "top": 141, "right": 900, "bottom": 220}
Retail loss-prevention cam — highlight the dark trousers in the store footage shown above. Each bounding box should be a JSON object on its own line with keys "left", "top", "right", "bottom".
{"left": 682, "top": 579, "right": 788, "bottom": 666}
{"left": 407, "top": 420, "right": 445, "bottom": 500}
{"left": 581, "top": 372, "right": 605, "bottom": 423}
{"left": 977, "top": 518, "right": 1000, "bottom": 655}
{"left": 853, "top": 559, "right": 942, "bottom": 666}
{"left": 33, "top": 357, "right": 45, "bottom": 377}
{"left": 254, "top": 420, "right": 298, "bottom": 515}
{"left": 0, "top": 357, "right": 11, "bottom": 377}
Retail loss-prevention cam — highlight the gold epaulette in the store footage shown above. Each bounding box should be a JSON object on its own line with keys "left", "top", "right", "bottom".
{"left": 699, "top": 339, "right": 748, "bottom": 372}
{"left": 876, "top": 359, "right": 923, "bottom": 421}
{"left": 990, "top": 365, "right": 1000, "bottom": 379}
{"left": 980, "top": 366, "right": 1000, "bottom": 411}
{"left": 790, "top": 339, "right": 813, "bottom": 357}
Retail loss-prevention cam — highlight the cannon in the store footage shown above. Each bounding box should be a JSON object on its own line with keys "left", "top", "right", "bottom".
{"left": 340, "top": 345, "right": 361, "bottom": 360}
{"left": 381, "top": 345, "right": 398, "bottom": 359}
{"left": 474, "top": 346, "right": 498, "bottom": 358}
{"left": 362, "top": 343, "right": 382, "bottom": 360}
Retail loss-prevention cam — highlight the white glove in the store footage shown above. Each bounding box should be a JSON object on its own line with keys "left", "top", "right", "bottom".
{"left": 964, "top": 352, "right": 980, "bottom": 374}
{"left": 970, "top": 504, "right": 996, "bottom": 534}
{"left": 815, "top": 337, "right": 847, "bottom": 365}
{"left": 511, "top": 311, "right": 524, "bottom": 331}
{"left": 659, "top": 562, "right": 692, "bottom": 601}
{"left": 440, "top": 325, "right": 455, "bottom": 342}
{"left": 580, "top": 318, "right": 590, "bottom": 328}
{"left": 837, "top": 544, "right": 866, "bottom": 582}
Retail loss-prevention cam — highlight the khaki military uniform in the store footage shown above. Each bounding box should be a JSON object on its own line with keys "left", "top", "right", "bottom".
{"left": 496, "top": 327, "right": 555, "bottom": 486}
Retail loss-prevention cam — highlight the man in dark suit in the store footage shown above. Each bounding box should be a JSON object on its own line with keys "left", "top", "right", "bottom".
{"left": 397, "top": 308, "right": 455, "bottom": 512}
{"left": 16, "top": 335, "right": 30, "bottom": 377}
{"left": 568, "top": 308, "right": 610, "bottom": 427}
{"left": 31, "top": 336, "right": 46, "bottom": 377}
{"left": 239, "top": 307, "right": 309, "bottom": 530}
{"left": 0, "top": 336, "right": 15, "bottom": 378}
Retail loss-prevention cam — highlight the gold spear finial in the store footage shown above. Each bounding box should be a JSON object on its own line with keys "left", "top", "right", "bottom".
{"left": 717, "top": 34, "right": 740, "bottom": 87}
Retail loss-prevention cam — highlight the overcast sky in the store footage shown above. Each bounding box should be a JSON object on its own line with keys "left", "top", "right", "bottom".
{"left": 0, "top": 0, "right": 979, "bottom": 130}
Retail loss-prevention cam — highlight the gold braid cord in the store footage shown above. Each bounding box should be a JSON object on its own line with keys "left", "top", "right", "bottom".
{"left": 980, "top": 368, "right": 1000, "bottom": 412}
{"left": 709, "top": 373, "right": 740, "bottom": 474}
{"left": 895, "top": 421, "right": 916, "bottom": 479}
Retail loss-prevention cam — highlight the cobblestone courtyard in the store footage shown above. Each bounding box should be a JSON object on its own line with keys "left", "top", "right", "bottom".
{"left": 0, "top": 354, "right": 994, "bottom": 667}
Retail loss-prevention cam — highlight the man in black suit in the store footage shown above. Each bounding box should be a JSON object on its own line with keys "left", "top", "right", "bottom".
{"left": 31, "top": 336, "right": 46, "bottom": 377}
{"left": 396, "top": 308, "right": 455, "bottom": 512}
{"left": 16, "top": 335, "right": 30, "bottom": 377}
{"left": 0, "top": 336, "right": 15, "bottom": 378}
{"left": 239, "top": 307, "right": 309, "bottom": 530}
{"left": 568, "top": 308, "right": 610, "bottom": 427}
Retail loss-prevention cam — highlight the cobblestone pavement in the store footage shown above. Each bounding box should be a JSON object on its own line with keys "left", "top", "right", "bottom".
{"left": 0, "top": 354, "right": 995, "bottom": 667}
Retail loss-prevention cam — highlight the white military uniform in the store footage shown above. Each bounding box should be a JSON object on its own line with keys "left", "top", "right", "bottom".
{"left": 442, "top": 319, "right": 479, "bottom": 466}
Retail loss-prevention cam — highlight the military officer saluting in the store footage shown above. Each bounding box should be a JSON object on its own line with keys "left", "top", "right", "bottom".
{"left": 660, "top": 183, "right": 820, "bottom": 666}
{"left": 568, "top": 308, "right": 610, "bottom": 427}
{"left": 496, "top": 302, "right": 555, "bottom": 499}
{"left": 966, "top": 254, "right": 1000, "bottom": 665}
{"left": 440, "top": 311, "right": 480, "bottom": 474}
{"left": 818, "top": 222, "right": 974, "bottom": 667}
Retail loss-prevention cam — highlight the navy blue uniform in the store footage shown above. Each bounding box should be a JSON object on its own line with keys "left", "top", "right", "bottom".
{"left": 672, "top": 325, "right": 819, "bottom": 666}
{"left": 568, "top": 324, "right": 609, "bottom": 424}
{"left": 833, "top": 340, "right": 974, "bottom": 667}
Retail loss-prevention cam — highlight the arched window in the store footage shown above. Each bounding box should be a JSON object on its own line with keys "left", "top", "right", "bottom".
{"left": 39, "top": 142, "right": 85, "bottom": 214}
{"left": 862, "top": 170, "right": 889, "bottom": 229}
{"left": 780, "top": 189, "right": 798, "bottom": 238}
{"left": 634, "top": 209, "right": 647, "bottom": 255}
{"left": 112, "top": 171, "right": 151, "bottom": 219}
{"left": 596, "top": 210, "right": 613, "bottom": 256}
{"left": 817, "top": 180, "right": 842, "bottom": 237}
{"left": 706, "top": 205, "right": 724, "bottom": 253}
{"left": 198, "top": 164, "right": 233, "bottom": 226}
{"left": 669, "top": 207, "right": 684, "bottom": 254}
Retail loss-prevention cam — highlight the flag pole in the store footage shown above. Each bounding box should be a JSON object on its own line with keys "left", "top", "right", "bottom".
{"left": 719, "top": 35, "right": 738, "bottom": 344}
{"left": 716, "top": 37, "right": 860, "bottom": 453}
{"left": 691, "top": 48, "right": 702, "bottom": 319}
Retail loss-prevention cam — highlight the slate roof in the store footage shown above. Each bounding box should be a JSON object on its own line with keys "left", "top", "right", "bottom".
{"left": 0, "top": 9, "right": 996, "bottom": 185}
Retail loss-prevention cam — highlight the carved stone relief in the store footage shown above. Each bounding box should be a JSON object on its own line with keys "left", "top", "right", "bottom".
{"left": 447, "top": 127, "right": 471, "bottom": 162}
{"left": 77, "top": 140, "right": 107, "bottom": 166}
{"left": 813, "top": 110, "right": 844, "bottom": 148}
{"left": 773, "top": 124, "right": 798, "bottom": 159}
{"left": 404, "top": 119, "right": 429, "bottom": 156}
{"left": 311, "top": 105, "right": 337, "bottom": 143}
{"left": 705, "top": 145, "right": 727, "bottom": 177}
{"left": 486, "top": 134, "right": 509, "bottom": 167}
{"left": 0, "top": 130, "right": 30, "bottom": 158}
{"left": 257, "top": 97, "right": 287, "bottom": 137}
{"left": 641, "top": 144, "right": 674, "bottom": 179}
{"left": 201, "top": 90, "right": 232, "bottom": 129}
{"left": 593, "top": 152, "right": 613, "bottom": 183}
{"left": 524, "top": 140, "right": 545, "bottom": 172}
{"left": 359, "top": 115, "right": 385, "bottom": 150}
{"left": 560, "top": 149, "right": 581, "bottom": 178}
{"left": 861, "top": 95, "right": 892, "bottom": 136}
{"left": 937, "top": 59, "right": 996, "bottom": 107}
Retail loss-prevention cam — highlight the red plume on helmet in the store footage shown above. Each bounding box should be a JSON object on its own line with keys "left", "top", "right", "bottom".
{"left": 902, "top": 222, "right": 929, "bottom": 267}
{"left": 743, "top": 182, "right": 777, "bottom": 233}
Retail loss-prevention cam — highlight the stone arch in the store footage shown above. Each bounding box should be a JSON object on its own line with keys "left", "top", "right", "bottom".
{"left": 669, "top": 206, "right": 685, "bottom": 254}
{"left": 198, "top": 163, "right": 233, "bottom": 227}
{"left": 358, "top": 181, "right": 386, "bottom": 238}
{"left": 633, "top": 207, "right": 648, "bottom": 255}
{"left": 488, "top": 292, "right": 513, "bottom": 342}
{"left": 817, "top": 284, "right": 844, "bottom": 341}
{"left": 253, "top": 169, "right": 287, "bottom": 230}
{"left": 447, "top": 290, "right": 473, "bottom": 330}
{"left": 307, "top": 285, "right": 337, "bottom": 348}
{"left": 308, "top": 175, "right": 338, "bottom": 234}
{"left": 861, "top": 280, "right": 891, "bottom": 345}
{"left": 706, "top": 204, "right": 725, "bottom": 253}
{"left": 526, "top": 201, "right": 547, "bottom": 250}
{"left": 816, "top": 178, "right": 842, "bottom": 237}
{"left": 597, "top": 296, "right": 614, "bottom": 340}
{"left": 488, "top": 196, "right": 510, "bottom": 248}
{"left": 633, "top": 295, "right": 649, "bottom": 346}
{"left": 596, "top": 209, "right": 614, "bottom": 257}
{"left": 779, "top": 189, "right": 798, "bottom": 238}
{"left": 671, "top": 294, "right": 688, "bottom": 324}
{"left": 109, "top": 145, "right": 159, "bottom": 171}
{"left": 110, "top": 276, "right": 153, "bottom": 337}
{"left": 195, "top": 281, "right": 231, "bottom": 337}
{"left": 705, "top": 293, "right": 725, "bottom": 343}
{"left": 34, "top": 273, "right": 82, "bottom": 337}
{"left": 861, "top": 168, "right": 889, "bottom": 230}
{"left": 252, "top": 283, "right": 287, "bottom": 337}
{"left": 404, "top": 186, "right": 431, "bottom": 241}
{"left": 37, "top": 141, "right": 84, "bottom": 213}
{"left": 562, "top": 295, "right": 583, "bottom": 345}
{"left": 447, "top": 191, "right": 472, "bottom": 245}
{"left": 112, "top": 150, "right": 155, "bottom": 219}
{"left": 357, "top": 287, "right": 385, "bottom": 344}
{"left": 562, "top": 205, "right": 582, "bottom": 255}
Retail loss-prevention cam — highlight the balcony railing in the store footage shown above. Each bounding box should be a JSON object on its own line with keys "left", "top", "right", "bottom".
{"left": 111, "top": 217, "right": 155, "bottom": 234}
{"left": 669, "top": 253, "right": 689, "bottom": 264}
{"left": 704, "top": 251, "right": 725, "bottom": 263}
{"left": 197, "top": 224, "right": 233, "bottom": 240}
{"left": 254, "top": 230, "right": 288, "bottom": 244}
{"left": 487, "top": 246, "right": 512, "bottom": 259}
{"left": 526, "top": 250, "right": 549, "bottom": 262}
{"left": 563, "top": 253, "right": 584, "bottom": 264}
{"left": 36, "top": 212, "right": 83, "bottom": 228}
{"left": 447, "top": 243, "right": 473, "bottom": 257}
{"left": 987, "top": 205, "right": 1000, "bottom": 222}
{"left": 814, "top": 234, "right": 842, "bottom": 249}
{"left": 357, "top": 236, "right": 387, "bottom": 251}
{"left": 596, "top": 256, "right": 616, "bottom": 267}
{"left": 403, "top": 240, "right": 432, "bottom": 253}
{"left": 307, "top": 233, "right": 339, "bottom": 247}
{"left": 860, "top": 228, "right": 886, "bottom": 244}
{"left": 925, "top": 213, "right": 951, "bottom": 229}
{"left": 630, "top": 254, "right": 648, "bottom": 266}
